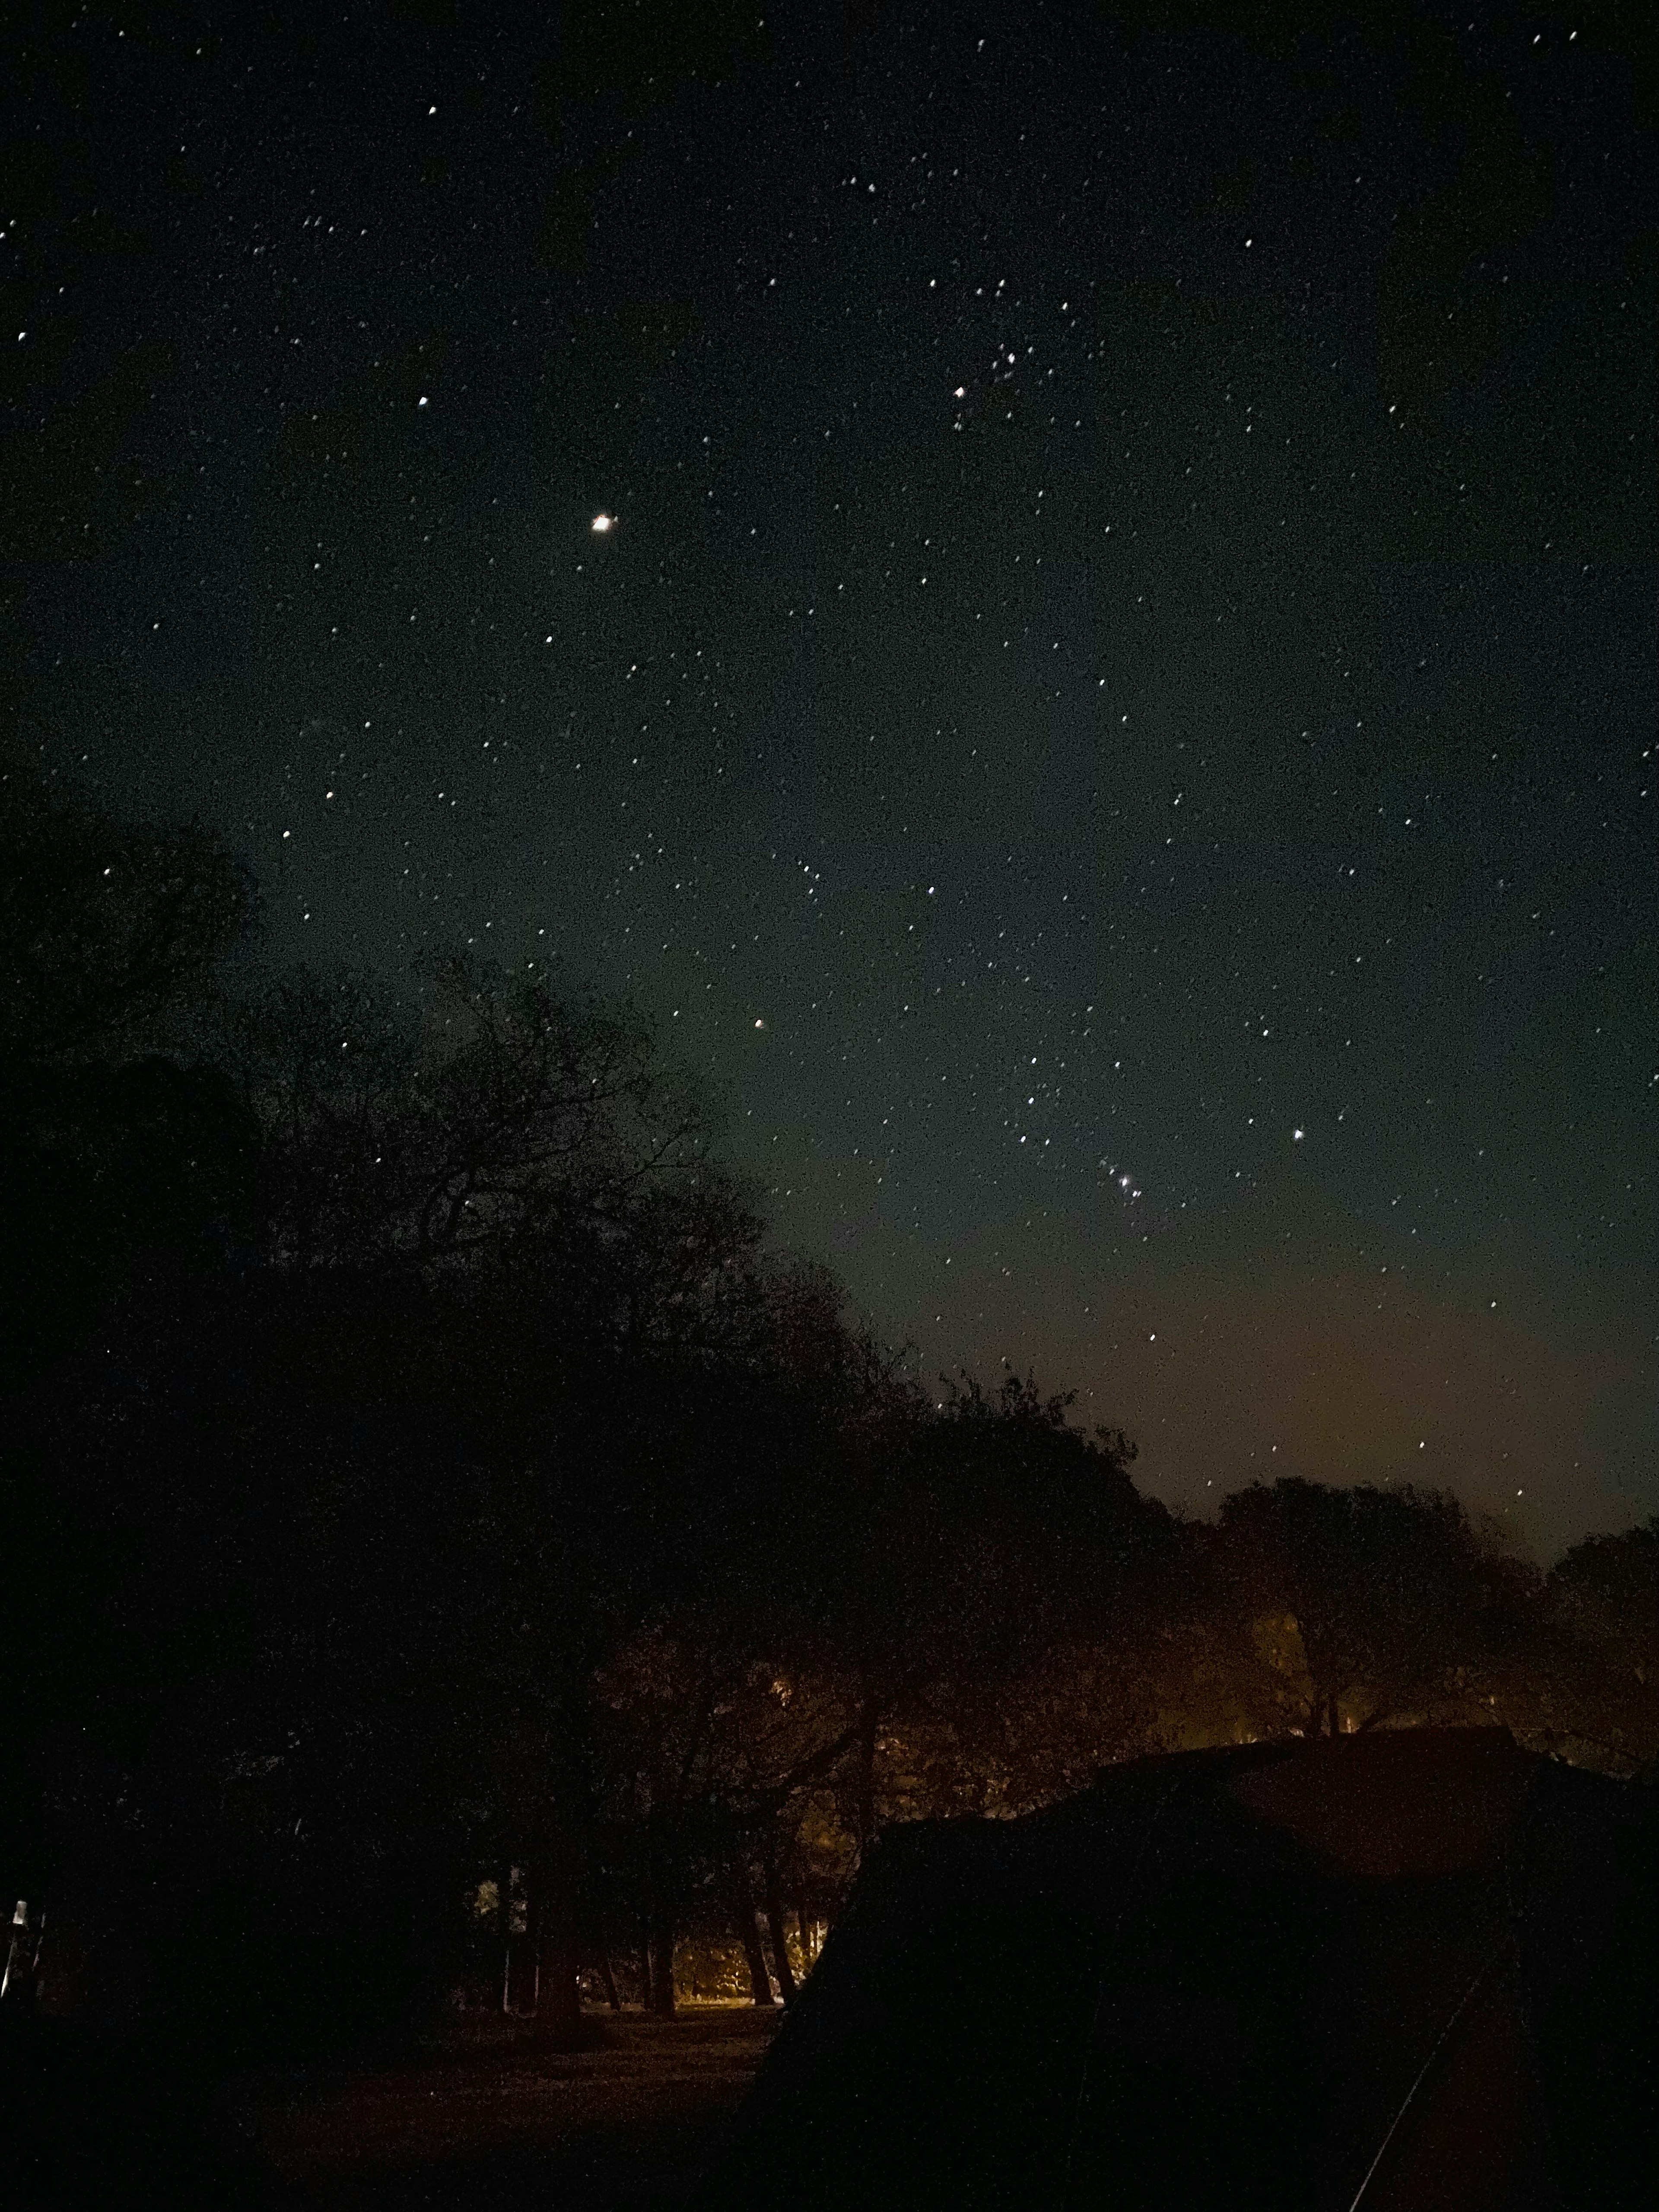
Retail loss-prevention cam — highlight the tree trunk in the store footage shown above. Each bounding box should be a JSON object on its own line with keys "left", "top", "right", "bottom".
{"left": 502, "top": 1863, "right": 527, "bottom": 2013}
{"left": 497, "top": 1866, "right": 512, "bottom": 2013}
{"left": 527, "top": 1827, "right": 583, "bottom": 2047}
{"left": 795, "top": 1880, "right": 814, "bottom": 1969}
{"left": 763, "top": 1848, "right": 798, "bottom": 2003}
{"left": 596, "top": 1950, "right": 622, "bottom": 2011}
{"left": 732, "top": 1858, "right": 777, "bottom": 2007}
{"left": 648, "top": 1911, "right": 678, "bottom": 2017}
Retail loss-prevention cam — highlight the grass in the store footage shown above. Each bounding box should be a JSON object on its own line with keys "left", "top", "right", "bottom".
{"left": 241, "top": 2005, "right": 782, "bottom": 2211}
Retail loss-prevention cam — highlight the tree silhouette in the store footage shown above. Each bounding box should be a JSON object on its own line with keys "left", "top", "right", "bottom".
{"left": 222, "top": 954, "right": 710, "bottom": 1278}
{"left": 0, "top": 760, "right": 256, "bottom": 1070}
{"left": 1, "top": 763, "right": 260, "bottom": 1391}
{"left": 1211, "top": 1477, "right": 1534, "bottom": 1736}
{"left": 1543, "top": 1516, "right": 1659, "bottom": 1768}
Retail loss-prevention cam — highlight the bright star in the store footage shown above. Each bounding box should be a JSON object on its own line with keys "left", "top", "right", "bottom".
{"left": 591, "top": 513, "right": 614, "bottom": 533}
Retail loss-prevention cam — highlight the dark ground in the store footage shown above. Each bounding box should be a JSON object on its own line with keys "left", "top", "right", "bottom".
{"left": 241, "top": 2008, "right": 782, "bottom": 2211}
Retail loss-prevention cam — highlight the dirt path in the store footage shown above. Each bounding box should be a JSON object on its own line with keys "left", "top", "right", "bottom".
{"left": 244, "top": 2007, "right": 781, "bottom": 2210}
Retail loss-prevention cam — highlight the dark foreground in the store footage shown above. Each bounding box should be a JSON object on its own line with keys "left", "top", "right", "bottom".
{"left": 1, "top": 2006, "right": 779, "bottom": 2210}
{"left": 248, "top": 2009, "right": 781, "bottom": 2212}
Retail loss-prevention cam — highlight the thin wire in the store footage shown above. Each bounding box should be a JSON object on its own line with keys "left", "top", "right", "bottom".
{"left": 1346, "top": 1769, "right": 1544, "bottom": 2212}
{"left": 1343, "top": 1926, "right": 1518, "bottom": 2212}
{"left": 1059, "top": 1759, "right": 1545, "bottom": 2209}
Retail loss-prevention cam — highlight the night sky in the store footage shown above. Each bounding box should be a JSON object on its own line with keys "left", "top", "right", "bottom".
{"left": 6, "top": 5, "right": 1654, "bottom": 1552}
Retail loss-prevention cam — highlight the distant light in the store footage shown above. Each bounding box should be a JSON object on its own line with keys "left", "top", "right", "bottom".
{"left": 754, "top": 1018, "right": 764, "bottom": 1028}
{"left": 1293, "top": 1126, "right": 1304, "bottom": 1140}
{"left": 591, "top": 513, "right": 614, "bottom": 532}
{"left": 418, "top": 396, "right": 429, "bottom": 407}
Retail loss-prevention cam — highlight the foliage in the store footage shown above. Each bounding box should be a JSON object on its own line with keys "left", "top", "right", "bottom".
{"left": 0, "top": 758, "right": 256, "bottom": 1068}
{"left": 1208, "top": 1477, "right": 1538, "bottom": 1736}
{"left": 223, "top": 955, "right": 715, "bottom": 1279}
{"left": 1535, "top": 1518, "right": 1659, "bottom": 1769}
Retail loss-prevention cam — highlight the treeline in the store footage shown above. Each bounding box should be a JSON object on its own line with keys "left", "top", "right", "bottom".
{"left": 2, "top": 763, "right": 1655, "bottom": 2056}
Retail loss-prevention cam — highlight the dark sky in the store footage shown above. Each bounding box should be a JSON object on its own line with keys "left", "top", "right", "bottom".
{"left": 7, "top": 3, "right": 1654, "bottom": 1553}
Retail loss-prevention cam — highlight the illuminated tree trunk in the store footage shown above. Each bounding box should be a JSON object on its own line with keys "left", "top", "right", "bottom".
{"left": 732, "top": 1859, "right": 777, "bottom": 2006}
{"left": 641, "top": 1843, "right": 679, "bottom": 2016}
{"left": 763, "top": 1847, "right": 798, "bottom": 2003}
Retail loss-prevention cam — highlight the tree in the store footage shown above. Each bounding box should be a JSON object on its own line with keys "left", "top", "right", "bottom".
{"left": 1541, "top": 1517, "right": 1659, "bottom": 1769}
{"left": 0, "top": 760, "right": 256, "bottom": 1071}
{"left": 0, "top": 766, "right": 265, "bottom": 1906}
{"left": 0, "top": 764, "right": 261, "bottom": 1391}
{"left": 1208, "top": 1478, "right": 1534, "bottom": 1737}
{"left": 782, "top": 1371, "right": 1171, "bottom": 1853}
{"left": 225, "top": 955, "right": 710, "bottom": 1280}
{"left": 1551, "top": 1518, "right": 1659, "bottom": 1682}
{"left": 0, "top": 759, "right": 827, "bottom": 2047}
